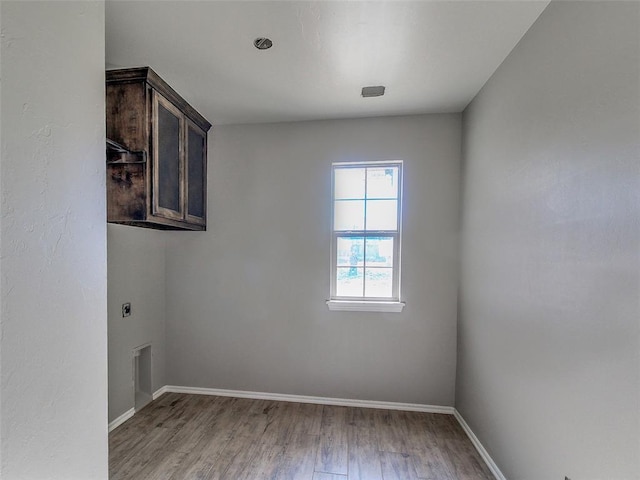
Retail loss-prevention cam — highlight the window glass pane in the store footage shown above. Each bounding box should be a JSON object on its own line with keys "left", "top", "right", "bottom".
{"left": 334, "top": 200, "right": 364, "bottom": 230}
{"left": 364, "top": 268, "right": 393, "bottom": 298}
{"left": 365, "top": 237, "right": 394, "bottom": 267}
{"left": 365, "top": 199, "right": 397, "bottom": 230}
{"left": 157, "top": 103, "right": 181, "bottom": 212}
{"left": 337, "top": 237, "right": 364, "bottom": 267}
{"left": 366, "top": 167, "right": 398, "bottom": 199}
{"left": 334, "top": 168, "right": 365, "bottom": 199}
{"left": 336, "top": 267, "right": 364, "bottom": 297}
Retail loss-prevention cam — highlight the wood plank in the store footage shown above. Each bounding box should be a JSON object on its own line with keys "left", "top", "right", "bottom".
{"left": 400, "top": 411, "right": 434, "bottom": 450}
{"left": 110, "top": 426, "right": 179, "bottom": 480}
{"left": 280, "top": 432, "right": 320, "bottom": 480}
{"left": 312, "top": 473, "right": 348, "bottom": 480}
{"left": 379, "top": 451, "right": 420, "bottom": 480}
{"left": 233, "top": 441, "right": 286, "bottom": 480}
{"left": 109, "top": 423, "right": 148, "bottom": 463}
{"left": 347, "top": 406, "right": 379, "bottom": 429}
{"left": 166, "top": 396, "right": 254, "bottom": 479}
{"left": 260, "top": 400, "right": 301, "bottom": 446}
{"left": 410, "top": 443, "right": 453, "bottom": 480}
{"left": 126, "top": 448, "right": 188, "bottom": 480}
{"left": 427, "top": 412, "right": 461, "bottom": 442}
{"left": 314, "top": 405, "right": 349, "bottom": 475}
{"left": 394, "top": 410, "right": 455, "bottom": 479}
{"left": 206, "top": 399, "right": 272, "bottom": 479}
{"left": 130, "top": 393, "right": 193, "bottom": 430}
{"left": 292, "top": 402, "right": 323, "bottom": 436}
{"left": 440, "top": 438, "right": 495, "bottom": 480}
{"left": 348, "top": 426, "right": 383, "bottom": 480}
{"left": 374, "top": 409, "right": 411, "bottom": 454}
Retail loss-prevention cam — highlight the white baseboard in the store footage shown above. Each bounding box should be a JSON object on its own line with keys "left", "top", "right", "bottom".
{"left": 454, "top": 409, "right": 507, "bottom": 480}
{"left": 163, "top": 385, "right": 455, "bottom": 415}
{"left": 108, "top": 407, "right": 135, "bottom": 432}
{"left": 153, "top": 385, "right": 168, "bottom": 400}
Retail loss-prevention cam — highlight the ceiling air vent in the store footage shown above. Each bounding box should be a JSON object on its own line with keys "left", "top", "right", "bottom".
{"left": 254, "top": 37, "right": 273, "bottom": 50}
{"left": 361, "top": 86, "right": 385, "bottom": 97}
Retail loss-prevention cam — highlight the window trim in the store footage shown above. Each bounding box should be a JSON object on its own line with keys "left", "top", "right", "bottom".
{"left": 326, "top": 299, "right": 405, "bottom": 313}
{"left": 328, "top": 160, "right": 405, "bottom": 312}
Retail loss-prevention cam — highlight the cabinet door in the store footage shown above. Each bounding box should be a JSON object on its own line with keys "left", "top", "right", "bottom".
{"left": 152, "top": 92, "right": 184, "bottom": 220}
{"left": 185, "top": 120, "right": 207, "bottom": 226}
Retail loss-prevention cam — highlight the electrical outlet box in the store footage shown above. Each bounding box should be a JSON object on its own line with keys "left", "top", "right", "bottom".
{"left": 122, "top": 303, "right": 131, "bottom": 317}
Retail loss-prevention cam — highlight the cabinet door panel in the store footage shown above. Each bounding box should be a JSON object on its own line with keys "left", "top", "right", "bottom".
{"left": 153, "top": 93, "right": 184, "bottom": 219}
{"left": 186, "top": 122, "right": 207, "bottom": 224}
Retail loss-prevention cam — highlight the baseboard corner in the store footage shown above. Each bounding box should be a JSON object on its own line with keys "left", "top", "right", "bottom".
{"left": 453, "top": 409, "right": 507, "bottom": 480}
{"left": 108, "top": 407, "right": 135, "bottom": 432}
{"left": 153, "top": 385, "right": 168, "bottom": 400}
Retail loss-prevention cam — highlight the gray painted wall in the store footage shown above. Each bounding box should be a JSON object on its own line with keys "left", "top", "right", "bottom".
{"left": 108, "top": 225, "right": 166, "bottom": 422}
{"left": 165, "top": 114, "right": 461, "bottom": 406}
{"left": 457, "top": 2, "right": 640, "bottom": 479}
{"left": 0, "top": 2, "right": 108, "bottom": 478}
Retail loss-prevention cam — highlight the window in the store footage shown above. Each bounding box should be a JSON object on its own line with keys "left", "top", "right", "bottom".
{"left": 328, "top": 161, "right": 404, "bottom": 312}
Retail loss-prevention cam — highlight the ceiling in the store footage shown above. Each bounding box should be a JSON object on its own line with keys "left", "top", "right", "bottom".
{"left": 105, "top": 1, "right": 549, "bottom": 126}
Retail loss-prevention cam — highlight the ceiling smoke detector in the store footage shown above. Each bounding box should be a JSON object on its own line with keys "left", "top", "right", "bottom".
{"left": 254, "top": 37, "right": 273, "bottom": 50}
{"left": 361, "top": 86, "right": 385, "bottom": 97}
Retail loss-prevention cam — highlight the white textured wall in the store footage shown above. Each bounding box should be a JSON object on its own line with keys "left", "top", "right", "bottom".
{"left": 457, "top": 2, "right": 640, "bottom": 479}
{"left": 165, "top": 114, "right": 461, "bottom": 406}
{"left": 0, "top": 2, "right": 107, "bottom": 479}
{"left": 108, "top": 225, "right": 166, "bottom": 422}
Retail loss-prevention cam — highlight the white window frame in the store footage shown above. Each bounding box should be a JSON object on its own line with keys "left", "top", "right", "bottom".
{"left": 327, "top": 160, "right": 405, "bottom": 313}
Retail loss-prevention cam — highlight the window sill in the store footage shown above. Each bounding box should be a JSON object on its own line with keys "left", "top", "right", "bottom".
{"left": 326, "top": 300, "right": 405, "bottom": 313}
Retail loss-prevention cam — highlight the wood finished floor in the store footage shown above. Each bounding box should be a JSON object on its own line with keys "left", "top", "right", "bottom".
{"left": 109, "top": 393, "right": 495, "bottom": 480}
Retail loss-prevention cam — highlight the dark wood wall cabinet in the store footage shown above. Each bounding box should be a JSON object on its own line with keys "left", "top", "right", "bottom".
{"left": 106, "top": 67, "right": 212, "bottom": 231}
